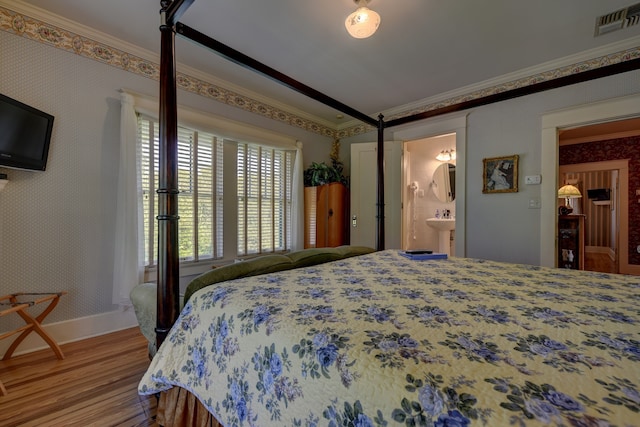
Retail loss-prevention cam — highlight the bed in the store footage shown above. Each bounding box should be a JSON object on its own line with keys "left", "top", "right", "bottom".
{"left": 139, "top": 249, "right": 640, "bottom": 426}
{"left": 146, "top": 2, "right": 640, "bottom": 426}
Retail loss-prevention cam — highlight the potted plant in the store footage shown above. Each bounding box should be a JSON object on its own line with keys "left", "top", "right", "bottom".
{"left": 303, "top": 139, "right": 349, "bottom": 187}
{"left": 303, "top": 160, "right": 347, "bottom": 187}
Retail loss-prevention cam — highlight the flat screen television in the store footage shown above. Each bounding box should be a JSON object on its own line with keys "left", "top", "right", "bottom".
{"left": 0, "top": 93, "right": 54, "bottom": 171}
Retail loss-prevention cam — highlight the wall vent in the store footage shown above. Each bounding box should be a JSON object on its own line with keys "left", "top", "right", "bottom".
{"left": 595, "top": 3, "right": 640, "bottom": 36}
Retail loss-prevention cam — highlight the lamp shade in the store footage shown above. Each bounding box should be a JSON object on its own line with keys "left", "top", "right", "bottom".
{"left": 345, "top": 5, "right": 381, "bottom": 38}
{"left": 558, "top": 184, "right": 582, "bottom": 199}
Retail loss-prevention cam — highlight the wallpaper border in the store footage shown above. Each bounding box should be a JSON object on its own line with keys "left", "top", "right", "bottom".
{"left": 1, "top": 5, "right": 639, "bottom": 139}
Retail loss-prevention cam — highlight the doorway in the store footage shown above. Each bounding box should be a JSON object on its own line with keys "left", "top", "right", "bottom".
{"left": 402, "top": 134, "right": 457, "bottom": 254}
{"left": 558, "top": 160, "right": 628, "bottom": 274}
{"left": 541, "top": 93, "right": 640, "bottom": 275}
{"left": 393, "top": 113, "right": 468, "bottom": 256}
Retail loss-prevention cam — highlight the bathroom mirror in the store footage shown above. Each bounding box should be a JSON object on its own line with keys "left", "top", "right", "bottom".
{"left": 432, "top": 163, "right": 456, "bottom": 203}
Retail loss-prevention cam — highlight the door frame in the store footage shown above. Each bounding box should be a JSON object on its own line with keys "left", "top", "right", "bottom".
{"left": 541, "top": 93, "right": 640, "bottom": 274}
{"left": 393, "top": 113, "right": 468, "bottom": 257}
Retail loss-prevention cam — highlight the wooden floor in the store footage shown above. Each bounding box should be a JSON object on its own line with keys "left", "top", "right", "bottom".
{"left": 0, "top": 327, "right": 158, "bottom": 427}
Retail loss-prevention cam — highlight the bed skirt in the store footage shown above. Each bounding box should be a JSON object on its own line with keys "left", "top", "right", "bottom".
{"left": 158, "top": 387, "right": 222, "bottom": 427}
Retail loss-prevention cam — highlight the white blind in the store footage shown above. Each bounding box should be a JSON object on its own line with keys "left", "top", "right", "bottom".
{"left": 138, "top": 116, "right": 224, "bottom": 266}
{"left": 237, "top": 143, "right": 293, "bottom": 256}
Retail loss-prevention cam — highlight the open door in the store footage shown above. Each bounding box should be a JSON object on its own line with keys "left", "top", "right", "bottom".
{"left": 350, "top": 141, "right": 402, "bottom": 249}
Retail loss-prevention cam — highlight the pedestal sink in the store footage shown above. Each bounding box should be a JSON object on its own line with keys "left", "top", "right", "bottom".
{"left": 426, "top": 218, "right": 455, "bottom": 255}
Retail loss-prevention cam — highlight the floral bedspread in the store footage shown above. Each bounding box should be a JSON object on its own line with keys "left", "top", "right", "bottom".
{"left": 139, "top": 250, "right": 640, "bottom": 426}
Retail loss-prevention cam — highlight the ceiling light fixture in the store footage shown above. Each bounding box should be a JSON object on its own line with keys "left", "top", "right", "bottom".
{"left": 345, "top": 0, "right": 381, "bottom": 39}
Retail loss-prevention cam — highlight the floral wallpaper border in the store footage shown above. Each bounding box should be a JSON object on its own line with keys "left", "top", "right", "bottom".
{"left": 0, "top": 6, "right": 335, "bottom": 138}
{"left": 1, "top": 5, "right": 639, "bottom": 139}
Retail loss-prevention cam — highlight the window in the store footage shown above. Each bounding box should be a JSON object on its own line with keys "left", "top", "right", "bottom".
{"left": 138, "top": 116, "right": 224, "bottom": 267}
{"left": 138, "top": 116, "right": 294, "bottom": 267}
{"left": 237, "top": 143, "right": 294, "bottom": 256}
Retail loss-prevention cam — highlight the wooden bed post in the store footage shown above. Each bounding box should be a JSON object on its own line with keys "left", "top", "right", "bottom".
{"left": 376, "top": 114, "right": 385, "bottom": 251}
{"left": 156, "top": 0, "right": 193, "bottom": 348}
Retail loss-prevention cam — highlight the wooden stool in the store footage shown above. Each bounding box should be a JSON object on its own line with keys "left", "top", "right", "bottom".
{"left": 0, "top": 292, "right": 67, "bottom": 396}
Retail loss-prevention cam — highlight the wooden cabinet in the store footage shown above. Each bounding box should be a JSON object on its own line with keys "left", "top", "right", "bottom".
{"left": 558, "top": 215, "right": 585, "bottom": 270}
{"left": 304, "top": 182, "right": 348, "bottom": 248}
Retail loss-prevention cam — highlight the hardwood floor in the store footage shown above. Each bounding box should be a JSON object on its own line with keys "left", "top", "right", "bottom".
{"left": 0, "top": 327, "right": 158, "bottom": 427}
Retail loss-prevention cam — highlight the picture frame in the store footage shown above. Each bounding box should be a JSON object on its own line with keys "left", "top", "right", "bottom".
{"left": 482, "top": 155, "right": 518, "bottom": 193}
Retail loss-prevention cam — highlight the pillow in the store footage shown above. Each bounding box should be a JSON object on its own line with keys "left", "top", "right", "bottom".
{"left": 286, "top": 247, "right": 344, "bottom": 267}
{"left": 335, "top": 245, "right": 376, "bottom": 258}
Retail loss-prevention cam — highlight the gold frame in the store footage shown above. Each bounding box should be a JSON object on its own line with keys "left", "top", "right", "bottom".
{"left": 482, "top": 155, "right": 519, "bottom": 193}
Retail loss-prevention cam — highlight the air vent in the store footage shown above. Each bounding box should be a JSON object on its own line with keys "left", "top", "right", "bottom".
{"left": 595, "top": 2, "right": 640, "bottom": 36}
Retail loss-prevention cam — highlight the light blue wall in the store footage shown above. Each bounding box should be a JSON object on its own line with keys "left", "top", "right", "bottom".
{"left": 0, "top": 30, "right": 332, "bottom": 331}
{"left": 342, "top": 70, "right": 640, "bottom": 265}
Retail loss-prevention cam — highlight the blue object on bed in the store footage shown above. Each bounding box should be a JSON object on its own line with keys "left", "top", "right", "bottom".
{"left": 399, "top": 250, "right": 448, "bottom": 260}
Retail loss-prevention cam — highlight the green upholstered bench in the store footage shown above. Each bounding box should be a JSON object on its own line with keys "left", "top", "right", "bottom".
{"left": 130, "top": 245, "right": 375, "bottom": 357}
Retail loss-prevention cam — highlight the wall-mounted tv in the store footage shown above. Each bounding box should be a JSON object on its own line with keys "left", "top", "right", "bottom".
{"left": 0, "top": 93, "right": 54, "bottom": 171}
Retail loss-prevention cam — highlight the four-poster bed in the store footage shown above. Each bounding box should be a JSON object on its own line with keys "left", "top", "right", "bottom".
{"left": 143, "top": 1, "right": 640, "bottom": 425}
{"left": 154, "top": 0, "right": 640, "bottom": 348}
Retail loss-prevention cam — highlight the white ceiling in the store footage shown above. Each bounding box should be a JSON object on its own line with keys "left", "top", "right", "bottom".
{"left": 15, "top": 0, "right": 640, "bottom": 127}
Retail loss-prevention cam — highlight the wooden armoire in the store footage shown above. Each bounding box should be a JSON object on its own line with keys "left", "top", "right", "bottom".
{"left": 304, "top": 182, "right": 349, "bottom": 248}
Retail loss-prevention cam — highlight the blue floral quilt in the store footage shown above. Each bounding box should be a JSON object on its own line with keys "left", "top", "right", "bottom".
{"left": 139, "top": 250, "right": 640, "bottom": 426}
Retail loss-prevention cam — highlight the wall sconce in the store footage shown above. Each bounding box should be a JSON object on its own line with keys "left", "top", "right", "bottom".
{"left": 558, "top": 184, "right": 581, "bottom": 214}
{"left": 345, "top": 0, "right": 381, "bottom": 39}
{"left": 436, "top": 149, "right": 456, "bottom": 161}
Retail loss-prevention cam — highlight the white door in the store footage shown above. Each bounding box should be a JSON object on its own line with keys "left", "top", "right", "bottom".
{"left": 350, "top": 141, "right": 402, "bottom": 249}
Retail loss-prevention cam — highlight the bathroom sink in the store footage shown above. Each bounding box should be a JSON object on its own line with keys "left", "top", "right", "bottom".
{"left": 426, "top": 218, "right": 455, "bottom": 256}
{"left": 426, "top": 218, "right": 456, "bottom": 231}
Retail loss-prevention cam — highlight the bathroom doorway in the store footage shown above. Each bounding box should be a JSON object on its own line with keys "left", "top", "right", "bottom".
{"left": 402, "top": 133, "right": 457, "bottom": 254}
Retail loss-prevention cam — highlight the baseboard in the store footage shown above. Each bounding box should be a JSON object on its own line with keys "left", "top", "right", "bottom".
{"left": 585, "top": 246, "right": 611, "bottom": 254}
{"left": 621, "top": 263, "right": 640, "bottom": 276}
{"left": 0, "top": 306, "right": 139, "bottom": 358}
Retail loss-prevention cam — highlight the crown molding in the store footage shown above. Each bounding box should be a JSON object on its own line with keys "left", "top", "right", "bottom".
{"left": 0, "top": 0, "right": 337, "bottom": 138}
{"left": 338, "top": 36, "right": 640, "bottom": 137}
{"left": 2, "top": 0, "right": 639, "bottom": 141}
{"left": 0, "top": 0, "right": 159, "bottom": 63}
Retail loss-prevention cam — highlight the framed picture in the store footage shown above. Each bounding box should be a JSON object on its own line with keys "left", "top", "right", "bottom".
{"left": 482, "top": 155, "right": 518, "bottom": 193}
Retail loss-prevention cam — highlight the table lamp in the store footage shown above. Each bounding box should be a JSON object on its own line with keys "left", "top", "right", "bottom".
{"left": 558, "top": 184, "right": 582, "bottom": 214}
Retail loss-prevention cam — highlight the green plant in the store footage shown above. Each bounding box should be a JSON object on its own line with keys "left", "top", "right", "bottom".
{"left": 303, "top": 139, "right": 349, "bottom": 187}
{"left": 303, "top": 160, "right": 348, "bottom": 187}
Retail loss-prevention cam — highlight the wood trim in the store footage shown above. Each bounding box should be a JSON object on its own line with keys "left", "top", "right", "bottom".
{"left": 175, "top": 22, "right": 379, "bottom": 128}
{"left": 156, "top": 9, "right": 181, "bottom": 347}
{"left": 385, "top": 58, "right": 640, "bottom": 129}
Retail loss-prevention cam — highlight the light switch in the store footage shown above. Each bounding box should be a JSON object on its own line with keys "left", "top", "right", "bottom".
{"left": 525, "top": 175, "right": 541, "bottom": 185}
